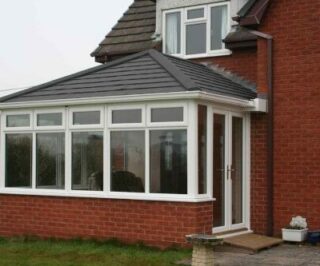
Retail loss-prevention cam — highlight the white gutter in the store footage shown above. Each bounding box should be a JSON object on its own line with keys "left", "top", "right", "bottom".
{"left": 0, "top": 91, "right": 266, "bottom": 112}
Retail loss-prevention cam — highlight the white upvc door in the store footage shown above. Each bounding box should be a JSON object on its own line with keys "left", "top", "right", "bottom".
{"left": 212, "top": 110, "right": 249, "bottom": 233}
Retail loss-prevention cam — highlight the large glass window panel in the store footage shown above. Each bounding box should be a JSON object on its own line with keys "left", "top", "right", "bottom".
{"left": 186, "top": 23, "right": 206, "bottom": 55}
{"left": 211, "top": 5, "right": 228, "bottom": 50}
{"left": 151, "top": 107, "right": 183, "bottom": 123}
{"left": 213, "top": 114, "right": 226, "bottom": 228}
{"left": 232, "top": 117, "right": 243, "bottom": 225}
{"left": 165, "top": 12, "right": 181, "bottom": 54}
{"left": 37, "top": 113, "right": 62, "bottom": 126}
{"left": 187, "top": 8, "right": 205, "bottom": 20}
{"left": 5, "top": 134, "right": 32, "bottom": 187}
{"left": 73, "top": 111, "right": 100, "bottom": 125}
{"left": 111, "top": 131, "right": 145, "bottom": 192}
{"left": 72, "top": 132, "right": 103, "bottom": 191}
{"left": 150, "top": 130, "right": 187, "bottom": 194}
{"left": 112, "top": 109, "right": 142, "bottom": 124}
{"left": 36, "top": 133, "right": 65, "bottom": 189}
{"left": 198, "top": 105, "right": 207, "bottom": 194}
{"left": 6, "top": 114, "right": 30, "bottom": 127}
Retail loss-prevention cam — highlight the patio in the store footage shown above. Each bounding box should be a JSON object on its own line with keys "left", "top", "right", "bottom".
{"left": 179, "top": 244, "right": 320, "bottom": 266}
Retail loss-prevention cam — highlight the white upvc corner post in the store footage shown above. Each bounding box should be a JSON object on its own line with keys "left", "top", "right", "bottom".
{"left": 187, "top": 100, "right": 198, "bottom": 198}
{"left": 0, "top": 111, "right": 4, "bottom": 189}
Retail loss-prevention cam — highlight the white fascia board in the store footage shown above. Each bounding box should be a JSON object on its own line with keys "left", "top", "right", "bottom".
{"left": 0, "top": 91, "right": 255, "bottom": 110}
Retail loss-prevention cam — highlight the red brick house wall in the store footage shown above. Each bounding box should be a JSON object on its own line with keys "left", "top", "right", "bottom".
{"left": 0, "top": 195, "right": 213, "bottom": 248}
{"left": 258, "top": 0, "right": 320, "bottom": 234}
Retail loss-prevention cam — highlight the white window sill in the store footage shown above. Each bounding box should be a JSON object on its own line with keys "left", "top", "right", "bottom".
{"left": 0, "top": 188, "right": 215, "bottom": 203}
{"left": 169, "top": 49, "right": 232, "bottom": 60}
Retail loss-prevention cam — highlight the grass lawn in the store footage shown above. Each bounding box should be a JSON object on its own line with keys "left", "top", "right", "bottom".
{"left": 0, "top": 238, "right": 191, "bottom": 266}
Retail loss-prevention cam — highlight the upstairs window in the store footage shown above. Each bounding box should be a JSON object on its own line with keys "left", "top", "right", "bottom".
{"left": 164, "top": 3, "right": 230, "bottom": 58}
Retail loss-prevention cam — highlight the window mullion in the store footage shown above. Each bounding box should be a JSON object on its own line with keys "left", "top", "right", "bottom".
{"left": 145, "top": 129, "right": 150, "bottom": 194}
{"left": 104, "top": 121, "right": 110, "bottom": 194}
{"left": 65, "top": 108, "right": 72, "bottom": 191}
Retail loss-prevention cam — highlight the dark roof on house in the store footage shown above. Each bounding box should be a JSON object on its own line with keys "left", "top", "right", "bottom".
{"left": 0, "top": 50, "right": 257, "bottom": 104}
{"left": 224, "top": 27, "right": 258, "bottom": 49}
{"left": 91, "top": 0, "right": 159, "bottom": 63}
{"left": 234, "top": 0, "right": 271, "bottom": 26}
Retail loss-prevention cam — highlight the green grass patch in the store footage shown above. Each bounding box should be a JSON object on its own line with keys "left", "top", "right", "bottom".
{"left": 0, "top": 237, "right": 191, "bottom": 266}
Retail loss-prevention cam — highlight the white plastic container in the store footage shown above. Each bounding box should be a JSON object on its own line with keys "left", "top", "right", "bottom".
{"left": 282, "top": 228, "right": 308, "bottom": 242}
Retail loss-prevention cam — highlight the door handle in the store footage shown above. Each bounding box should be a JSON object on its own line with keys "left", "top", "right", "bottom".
{"left": 227, "top": 165, "right": 235, "bottom": 180}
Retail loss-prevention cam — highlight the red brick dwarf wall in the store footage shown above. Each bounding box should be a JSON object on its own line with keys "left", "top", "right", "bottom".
{"left": 0, "top": 195, "right": 213, "bottom": 248}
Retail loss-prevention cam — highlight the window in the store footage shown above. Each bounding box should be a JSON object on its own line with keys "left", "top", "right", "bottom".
{"left": 112, "top": 109, "right": 142, "bottom": 124}
{"left": 111, "top": 131, "right": 145, "bottom": 192}
{"left": 72, "top": 132, "right": 103, "bottom": 191}
{"left": 150, "top": 130, "right": 187, "bottom": 194}
{"left": 1, "top": 104, "right": 191, "bottom": 200}
{"left": 36, "top": 133, "right": 65, "bottom": 189}
{"left": 151, "top": 107, "right": 184, "bottom": 123}
{"left": 165, "top": 12, "right": 181, "bottom": 55}
{"left": 37, "top": 113, "right": 62, "bottom": 127}
{"left": 164, "top": 3, "right": 229, "bottom": 57}
{"left": 6, "top": 114, "right": 30, "bottom": 128}
{"left": 198, "top": 105, "right": 207, "bottom": 194}
{"left": 5, "top": 134, "right": 32, "bottom": 187}
{"left": 73, "top": 111, "right": 100, "bottom": 125}
{"left": 211, "top": 5, "right": 228, "bottom": 50}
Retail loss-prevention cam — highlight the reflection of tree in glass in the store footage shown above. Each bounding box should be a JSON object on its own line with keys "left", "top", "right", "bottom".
{"left": 37, "top": 133, "right": 64, "bottom": 188}
{"left": 6, "top": 134, "right": 32, "bottom": 187}
{"left": 72, "top": 132, "right": 103, "bottom": 190}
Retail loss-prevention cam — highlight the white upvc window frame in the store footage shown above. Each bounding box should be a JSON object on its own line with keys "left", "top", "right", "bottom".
{"left": 34, "top": 108, "right": 65, "bottom": 130}
{"left": 147, "top": 102, "right": 188, "bottom": 127}
{"left": 3, "top": 110, "right": 33, "bottom": 131}
{"left": 163, "top": 8, "right": 183, "bottom": 57}
{"left": 108, "top": 104, "right": 145, "bottom": 128}
{"left": 0, "top": 101, "right": 215, "bottom": 202}
{"left": 162, "top": 2, "right": 232, "bottom": 59}
{"left": 69, "top": 106, "right": 104, "bottom": 129}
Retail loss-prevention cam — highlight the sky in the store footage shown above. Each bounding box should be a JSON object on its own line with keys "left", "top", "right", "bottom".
{"left": 0, "top": 0, "right": 133, "bottom": 96}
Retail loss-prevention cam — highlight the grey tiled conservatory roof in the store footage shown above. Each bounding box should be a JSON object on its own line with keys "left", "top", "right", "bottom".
{"left": 0, "top": 49, "right": 257, "bottom": 103}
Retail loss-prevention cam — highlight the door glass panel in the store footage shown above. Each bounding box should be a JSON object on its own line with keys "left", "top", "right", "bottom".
{"left": 213, "top": 114, "right": 225, "bottom": 227}
{"left": 232, "top": 117, "right": 243, "bottom": 225}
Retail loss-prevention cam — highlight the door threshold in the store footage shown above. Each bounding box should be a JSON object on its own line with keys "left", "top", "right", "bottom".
{"left": 213, "top": 228, "right": 253, "bottom": 239}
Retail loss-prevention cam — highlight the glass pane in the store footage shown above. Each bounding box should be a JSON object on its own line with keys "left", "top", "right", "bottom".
{"left": 211, "top": 5, "right": 228, "bottom": 50}
{"left": 36, "top": 133, "right": 65, "bottom": 189}
{"left": 112, "top": 109, "right": 142, "bottom": 124}
{"left": 232, "top": 117, "right": 243, "bottom": 225}
{"left": 187, "top": 8, "right": 205, "bottom": 19}
{"left": 72, "top": 132, "right": 103, "bottom": 191}
{"left": 186, "top": 23, "right": 206, "bottom": 55}
{"left": 111, "top": 131, "right": 145, "bottom": 192}
{"left": 165, "top": 12, "right": 181, "bottom": 54}
{"left": 198, "top": 105, "right": 207, "bottom": 194}
{"left": 151, "top": 107, "right": 183, "bottom": 123}
{"left": 37, "top": 113, "right": 62, "bottom": 126}
{"left": 213, "top": 114, "right": 226, "bottom": 228}
{"left": 5, "top": 134, "right": 32, "bottom": 187}
{"left": 73, "top": 111, "right": 100, "bottom": 125}
{"left": 6, "top": 114, "right": 30, "bottom": 127}
{"left": 150, "top": 130, "right": 187, "bottom": 194}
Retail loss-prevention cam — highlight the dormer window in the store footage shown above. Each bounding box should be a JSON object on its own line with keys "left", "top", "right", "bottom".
{"left": 163, "top": 2, "right": 230, "bottom": 58}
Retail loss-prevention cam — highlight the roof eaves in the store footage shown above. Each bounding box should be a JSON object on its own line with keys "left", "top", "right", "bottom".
{"left": 148, "top": 50, "right": 198, "bottom": 91}
{"left": 0, "top": 50, "right": 152, "bottom": 103}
